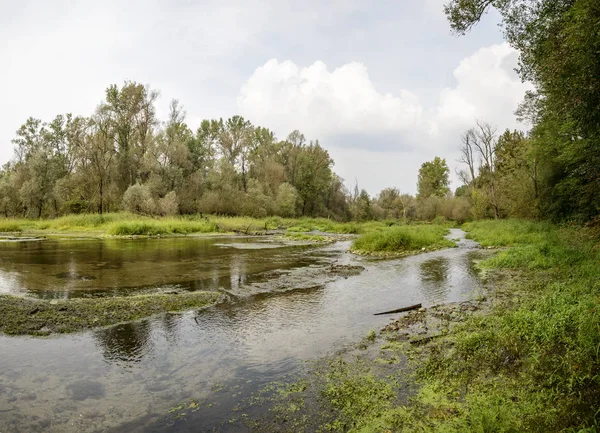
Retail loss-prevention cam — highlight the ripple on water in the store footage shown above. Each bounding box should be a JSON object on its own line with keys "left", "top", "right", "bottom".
{"left": 0, "top": 231, "right": 484, "bottom": 432}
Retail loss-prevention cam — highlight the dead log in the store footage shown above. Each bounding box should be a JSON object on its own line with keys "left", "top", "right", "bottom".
{"left": 374, "top": 303, "right": 422, "bottom": 316}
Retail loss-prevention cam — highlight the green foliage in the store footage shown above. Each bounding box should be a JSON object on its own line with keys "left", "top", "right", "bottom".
{"left": 282, "top": 233, "right": 328, "bottom": 243}
{"left": 417, "top": 157, "right": 450, "bottom": 200}
{"left": 446, "top": 0, "right": 600, "bottom": 221}
{"left": 122, "top": 183, "right": 156, "bottom": 215}
{"left": 351, "top": 224, "right": 454, "bottom": 254}
{"left": 462, "top": 219, "right": 555, "bottom": 247}
{"left": 0, "top": 220, "right": 23, "bottom": 232}
{"left": 320, "top": 359, "right": 396, "bottom": 432}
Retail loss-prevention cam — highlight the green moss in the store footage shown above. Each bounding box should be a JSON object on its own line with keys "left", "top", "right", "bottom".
{"left": 0, "top": 291, "right": 220, "bottom": 336}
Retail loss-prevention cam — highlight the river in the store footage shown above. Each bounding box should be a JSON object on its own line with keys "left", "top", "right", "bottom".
{"left": 0, "top": 229, "right": 482, "bottom": 432}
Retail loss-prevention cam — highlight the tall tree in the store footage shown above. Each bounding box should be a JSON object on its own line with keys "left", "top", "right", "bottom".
{"left": 417, "top": 157, "right": 450, "bottom": 200}
{"left": 445, "top": 0, "right": 600, "bottom": 220}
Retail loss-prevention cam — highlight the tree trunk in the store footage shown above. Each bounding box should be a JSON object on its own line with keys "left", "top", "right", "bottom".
{"left": 99, "top": 178, "right": 104, "bottom": 215}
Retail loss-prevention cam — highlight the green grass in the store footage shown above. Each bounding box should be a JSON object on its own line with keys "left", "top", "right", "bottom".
{"left": 0, "top": 291, "right": 221, "bottom": 335}
{"left": 374, "top": 220, "right": 600, "bottom": 432}
{"left": 282, "top": 233, "right": 329, "bottom": 242}
{"left": 0, "top": 220, "right": 24, "bottom": 232}
{"left": 0, "top": 213, "right": 393, "bottom": 237}
{"left": 351, "top": 224, "right": 454, "bottom": 254}
{"left": 107, "top": 219, "right": 218, "bottom": 236}
{"left": 462, "top": 218, "right": 556, "bottom": 247}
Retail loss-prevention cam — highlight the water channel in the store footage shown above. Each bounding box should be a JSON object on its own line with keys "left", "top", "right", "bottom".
{"left": 0, "top": 229, "right": 482, "bottom": 432}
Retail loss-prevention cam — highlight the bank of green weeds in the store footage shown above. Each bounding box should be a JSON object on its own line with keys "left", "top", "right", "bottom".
{"left": 243, "top": 219, "right": 600, "bottom": 432}
{"left": 282, "top": 232, "right": 330, "bottom": 243}
{"left": 0, "top": 291, "right": 220, "bottom": 336}
{"left": 0, "top": 213, "right": 394, "bottom": 237}
{"left": 351, "top": 224, "right": 454, "bottom": 256}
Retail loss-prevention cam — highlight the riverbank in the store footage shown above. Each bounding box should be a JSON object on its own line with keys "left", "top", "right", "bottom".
{"left": 0, "top": 213, "right": 387, "bottom": 238}
{"left": 0, "top": 291, "right": 221, "bottom": 336}
{"left": 236, "top": 219, "right": 600, "bottom": 432}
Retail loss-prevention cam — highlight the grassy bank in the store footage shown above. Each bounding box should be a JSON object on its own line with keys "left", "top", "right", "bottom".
{"left": 240, "top": 219, "right": 600, "bottom": 432}
{"left": 0, "top": 213, "right": 394, "bottom": 237}
{"left": 0, "top": 291, "right": 221, "bottom": 336}
{"left": 350, "top": 224, "right": 454, "bottom": 256}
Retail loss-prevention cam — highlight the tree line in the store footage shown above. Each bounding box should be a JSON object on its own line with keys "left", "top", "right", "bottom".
{"left": 3, "top": 0, "right": 598, "bottom": 224}
{"left": 0, "top": 81, "right": 486, "bottom": 224}
{"left": 0, "top": 82, "right": 354, "bottom": 220}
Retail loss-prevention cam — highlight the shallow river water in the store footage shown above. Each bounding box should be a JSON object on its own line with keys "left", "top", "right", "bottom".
{"left": 0, "top": 229, "right": 482, "bottom": 432}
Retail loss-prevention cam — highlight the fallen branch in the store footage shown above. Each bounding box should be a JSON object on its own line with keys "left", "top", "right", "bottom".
{"left": 374, "top": 303, "right": 422, "bottom": 316}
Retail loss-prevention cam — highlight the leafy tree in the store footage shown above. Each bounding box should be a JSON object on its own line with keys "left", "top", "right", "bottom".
{"left": 377, "top": 187, "right": 404, "bottom": 219}
{"left": 122, "top": 183, "right": 155, "bottom": 215}
{"left": 417, "top": 157, "right": 450, "bottom": 200}
{"left": 275, "top": 183, "right": 299, "bottom": 217}
{"left": 445, "top": 0, "right": 600, "bottom": 220}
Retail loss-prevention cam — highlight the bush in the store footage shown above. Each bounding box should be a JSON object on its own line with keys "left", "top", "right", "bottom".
{"left": 122, "top": 183, "right": 156, "bottom": 215}
{"left": 158, "top": 191, "right": 179, "bottom": 216}
{"left": 275, "top": 183, "right": 299, "bottom": 217}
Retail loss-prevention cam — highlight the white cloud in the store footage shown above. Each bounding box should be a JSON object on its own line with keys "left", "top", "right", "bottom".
{"left": 238, "top": 59, "right": 423, "bottom": 140}
{"left": 237, "top": 42, "right": 533, "bottom": 193}
{"left": 432, "top": 43, "right": 532, "bottom": 136}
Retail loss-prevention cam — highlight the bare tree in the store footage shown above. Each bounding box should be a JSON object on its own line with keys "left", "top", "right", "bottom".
{"left": 458, "top": 120, "right": 500, "bottom": 218}
{"left": 458, "top": 128, "right": 477, "bottom": 189}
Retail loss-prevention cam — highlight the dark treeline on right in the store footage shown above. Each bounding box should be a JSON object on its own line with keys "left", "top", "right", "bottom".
{"left": 446, "top": 0, "right": 600, "bottom": 223}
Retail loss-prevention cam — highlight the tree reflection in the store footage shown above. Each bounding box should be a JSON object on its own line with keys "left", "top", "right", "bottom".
{"left": 418, "top": 257, "right": 450, "bottom": 303}
{"left": 94, "top": 320, "right": 152, "bottom": 364}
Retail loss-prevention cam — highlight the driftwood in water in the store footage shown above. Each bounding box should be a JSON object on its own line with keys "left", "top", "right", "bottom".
{"left": 373, "top": 303, "right": 422, "bottom": 316}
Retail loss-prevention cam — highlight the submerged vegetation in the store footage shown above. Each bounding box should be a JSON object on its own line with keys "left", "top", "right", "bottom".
{"left": 0, "top": 291, "right": 220, "bottom": 336}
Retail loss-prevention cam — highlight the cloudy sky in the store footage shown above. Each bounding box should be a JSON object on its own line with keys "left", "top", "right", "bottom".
{"left": 0, "top": 0, "right": 531, "bottom": 195}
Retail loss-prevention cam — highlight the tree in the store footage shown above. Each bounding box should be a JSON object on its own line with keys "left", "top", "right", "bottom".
{"left": 291, "top": 140, "right": 333, "bottom": 216}
{"left": 445, "top": 0, "right": 600, "bottom": 221}
{"left": 2, "top": 83, "right": 360, "bottom": 220}
{"left": 218, "top": 116, "right": 253, "bottom": 192}
{"left": 99, "top": 81, "right": 159, "bottom": 191}
{"left": 461, "top": 120, "right": 501, "bottom": 218}
{"left": 377, "top": 187, "right": 404, "bottom": 219}
{"left": 417, "top": 157, "right": 450, "bottom": 200}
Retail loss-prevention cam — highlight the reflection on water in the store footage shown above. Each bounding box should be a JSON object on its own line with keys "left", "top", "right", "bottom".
{"left": 94, "top": 321, "right": 153, "bottom": 364}
{"left": 419, "top": 257, "right": 450, "bottom": 302}
{"left": 0, "top": 229, "right": 484, "bottom": 432}
{"left": 0, "top": 237, "right": 320, "bottom": 299}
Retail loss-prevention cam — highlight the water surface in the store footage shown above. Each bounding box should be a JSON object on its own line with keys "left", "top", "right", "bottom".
{"left": 0, "top": 229, "right": 482, "bottom": 432}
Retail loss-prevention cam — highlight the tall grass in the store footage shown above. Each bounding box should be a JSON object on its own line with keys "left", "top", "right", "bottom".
{"left": 462, "top": 218, "right": 555, "bottom": 246}
{"left": 0, "top": 221, "right": 24, "bottom": 232}
{"left": 0, "top": 213, "right": 394, "bottom": 236}
{"left": 351, "top": 225, "right": 454, "bottom": 253}
{"left": 107, "top": 219, "right": 218, "bottom": 236}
